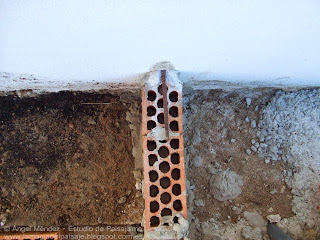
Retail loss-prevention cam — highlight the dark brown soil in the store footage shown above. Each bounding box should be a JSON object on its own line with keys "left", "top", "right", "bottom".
{"left": 0, "top": 91, "right": 143, "bottom": 226}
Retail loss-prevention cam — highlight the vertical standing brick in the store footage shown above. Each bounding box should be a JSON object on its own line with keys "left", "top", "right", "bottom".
{"left": 142, "top": 70, "right": 187, "bottom": 237}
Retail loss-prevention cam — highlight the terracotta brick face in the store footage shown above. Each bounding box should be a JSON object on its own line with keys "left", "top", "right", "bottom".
{"left": 142, "top": 70, "right": 187, "bottom": 231}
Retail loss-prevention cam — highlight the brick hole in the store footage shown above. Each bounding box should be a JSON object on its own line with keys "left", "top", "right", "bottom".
{"left": 163, "top": 223, "right": 169, "bottom": 226}
{"left": 150, "top": 216, "right": 160, "bottom": 227}
{"left": 170, "top": 121, "right": 179, "bottom": 131}
{"left": 147, "top": 120, "right": 156, "bottom": 130}
{"left": 160, "top": 177, "right": 171, "bottom": 189}
{"left": 150, "top": 185, "right": 159, "bottom": 197}
{"left": 147, "top": 106, "right": 157, "bottom": 117}
{"left": 159, "top": 161, "right": 170, "bottom": 173}
{"left": 157, "top": 98, "right": 163, "bottom": 108}
{"left": 173, "top": 200, "right": 183, "bottom": 211}
{"left": 172, "top": 184, "right": 181, "bottom": 196}
{"left": 158, "top": 146, "right": 169, "bottom": 158}
{"left": 160, "top": 192, "right": 171, "bottom": 204}
{"left": 149, "top": 154, "right": 157, "bottom": 166}
{"left": 161, "top": 208, "right": 172, "bottom": 217}
{"left": 173, "top": 216, "right": 179, "bottom": 223}
{"left": 170, "top": 139, "right": 179, "bottom": 149}
{"left": 158, "top": 84, "right": 168, "bottom": 95}
{"left": 169, "top": 91, "right": 178, "bottom": 102}
{"left": 169, "top": 106, "right": 178, "bottom": 117}
{"left": 159, "top": 140, "right": 167, "bottom": 143}
{"left": 157, "top": 113, "right": 164, "bottom": 124}
{"left": 172, "top": 168, "right": 180, "bottom": 180}
{"left": 149, "top": 170, "right": 158, "bottom": 182}
{"left": 147, "top": 90, "right": 156, "bottom": 101}
{"left": 150, "top": 201, "right": 159, "bottom": 213}
{"left": 147, "top": 140, "right": 157, "bottom": 151}
{"left": 171, "top": 153, "right": 180, "bottom": 164}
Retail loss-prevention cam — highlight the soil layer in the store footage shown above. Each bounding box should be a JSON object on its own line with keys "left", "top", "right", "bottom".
{"left": 0, "top": 91, "right": 143, "bottom": 226}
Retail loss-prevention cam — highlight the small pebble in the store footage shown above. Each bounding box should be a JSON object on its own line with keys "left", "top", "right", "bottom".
{"left": 194, "top": 199, "right": 205, "bottom": 207}
{"left": 267, "top": 214, "right": 281, "bottom": 223}
{"left": 254, "top": 105, "right": 259, "bottom": 112}
{"left": 193, "top": 156, "right": 203, "bottom": 168}
{"left": 266, "top": 135, "right": 272, "bottom": 140}
{"left": 251, "top": 146, "right": 257, "bottom": 152}
{"left": 245, "top": 117, "right": 250, "bottom": 123}
{"left": 88, "top": 118, "right": 96, "bottom": 125}
{"left": 254, "top": 142, "right": 260, "bottom": 148}
{"left": 230, "top": 138, "right": 236, "bottom": 143}
{"left": 267, "top": 207, "right": 274, "bottom": 213}
{"left": 118, "top": 196, "right": 126, "bottom": 204}
{"left": 260, "top": 143, "right": 267, "bottom": 148}
{"left": 265, "top": 159, "right": 270, "bottom": 164}
{"left": 251, "top": 139, "right": 256, "bottom": 144}
{"left": 246, "top": 149, "right": 252, "bottom": 155}
{"left": 246, "top": 98, "right": 252, "bottom": 107}
{"left": 251, "top": 120, "right": 257, "bottom": 128}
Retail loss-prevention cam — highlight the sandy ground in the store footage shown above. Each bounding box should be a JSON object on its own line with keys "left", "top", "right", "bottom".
{"left": 183, "top": 87, "right": 320, "bottom": 240}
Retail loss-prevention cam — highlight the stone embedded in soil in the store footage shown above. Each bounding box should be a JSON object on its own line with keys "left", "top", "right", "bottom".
{"left": 206, "top": 165, "right": 219, "bottom": 175}
{"left": 251, "top": 146, "right": 257, "bottom": 152}
{"left": 243, "top": 211, "right": 266, "bottom": 228}
{"left": 251, "top": 120, "right": 257, "bottom": 128}
{"left": 246, "top": 149, "right": 252, "bottom": 155}
{"left": 194, "top": 199, "right": 205, "bottom": 207}
{"left": 246, "top": 97, "right": 252, "bottom": 107}
{"left": 242, "top": 226, "right": 262, "bottom": 240}
{"left": 192, "top": 156, "right": 203, "bottom": 168}
{"left": 245, "top": 117, "right": 250, "bottom": 123}
{"left": 267, "top": 214, "right": 281, "bottom": 223}
{"left": 232, "top": 206, "right": 243, "bottom": 215}
{"left": 188, "top": 190, "right": 195, "bottom": 206}
{"left": 210, "top": 170, "right": 244, "bottom": 201}
{"left": 87, "top": 118, "right": 96, "bottom": 125}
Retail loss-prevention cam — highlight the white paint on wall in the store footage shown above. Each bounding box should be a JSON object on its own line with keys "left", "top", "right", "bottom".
{"left": 1, "top": 0, "right": 320, "bottom": 87}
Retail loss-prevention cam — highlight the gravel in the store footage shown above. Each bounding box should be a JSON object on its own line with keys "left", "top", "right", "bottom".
{"left": 250, "top": 120, "right": 256, "bottom": 128}
{"left": 246, "top": 149, "right": 252, "bottom": 155}
{"left": 246, "top": 97, "right": 252, "bottom": 107}
{"left": 257, "top": 88, "right": 320, "bottom": 235}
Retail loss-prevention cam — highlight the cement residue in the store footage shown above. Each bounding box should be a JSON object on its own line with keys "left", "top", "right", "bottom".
{"left": 149, "top": 61, "right": 176, "bottom": 71}
{"left": 144, "top": 214, "right": 189, "bottom": 240}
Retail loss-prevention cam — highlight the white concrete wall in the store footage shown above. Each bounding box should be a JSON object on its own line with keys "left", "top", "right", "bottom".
{"left": 1, "top": 0, "right": 320, "bottom": 88}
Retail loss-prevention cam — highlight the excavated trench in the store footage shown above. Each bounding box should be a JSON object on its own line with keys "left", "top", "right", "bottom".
{"left": 0, "top": 82, "right": 319, "bottom": 240}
